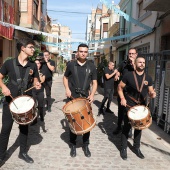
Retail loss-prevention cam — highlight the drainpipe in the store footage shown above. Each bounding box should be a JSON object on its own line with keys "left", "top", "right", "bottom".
{"left": 129, "top": 0, "right": 132, "bottom": 50}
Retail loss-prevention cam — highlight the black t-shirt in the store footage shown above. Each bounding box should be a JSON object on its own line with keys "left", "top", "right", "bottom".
{"left": 122, "top": 71, "right": 153, "bottom": 107}
{"left": 0, "top": 57, "right": 39, "bottom": 102}
{"left": 104, "top": 67, "right": 115, "bottom": 89}
{"left": 64, "top": 60, "right": 97, "bottom": 98}
{"left": 42, "top": 59, "right": 55, "bottom": 80}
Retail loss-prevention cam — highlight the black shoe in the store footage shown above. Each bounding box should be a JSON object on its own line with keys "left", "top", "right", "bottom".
{"left": 113, "top": 127, "right": 121, "bottom": 135}
{"left": 83, "top": 145, "right": 91, "bottom": 157}
{"left": 120, "top": 149, "right": 127, "bottom": 160}
{"left": 134, "top": 148, "right": 145, "bottom": 159}
{"left": 48, "top": 106, "right": 51, "bottom": 112}
{"left": 70, "top": 145, "right": 76, "bottom": 157}
{"left": 105, "top": 108, "right": 113, "bottom": 114}
{"left": 128, "top": 128, "right": 132, "bottom": 138}
{"left": 0, "top": 159, "right": 4, "bottom": 167}
{"left": 18, "top": 153, "right": 34, "bottom": 163}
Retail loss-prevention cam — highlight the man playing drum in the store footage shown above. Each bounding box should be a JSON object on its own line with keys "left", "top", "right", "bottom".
{"left": 0, "top": 38, "right": 41, "bottom": 167}
{"left": 118, "top": 56, "right": 156, "bottom": 160}
{"left": 63, "top": 44, "right": 97, "bottom": 157}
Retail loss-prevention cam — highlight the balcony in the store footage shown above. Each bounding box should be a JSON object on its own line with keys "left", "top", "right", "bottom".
{"left": 111, "top": 28, "right": 128, "bottom": 48}
{"left": 143, "top": 0, "right": 170, "bottom": 12}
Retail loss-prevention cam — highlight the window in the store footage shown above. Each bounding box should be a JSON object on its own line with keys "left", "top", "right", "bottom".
{"left": 20, "top": 0, "right": 27, "bottom": 12}
{"left": 138, "top": 0, "right": 146, "bottom": 18}
{"left": 103, "top": 32, "right": 108, "bottom": 38}
{"left": 33, "top": 1, "right": 38, "bottom": 18}
{"left": 137, "top": 44, "right": 150, "bottom": 54}
{"left": 103, "top": 23, "right": 108, "bottom": 38}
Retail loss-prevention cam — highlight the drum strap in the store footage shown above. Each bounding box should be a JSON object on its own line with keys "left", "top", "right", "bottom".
{"left": 74, "top": 61, "right": 90, "bottom": 97}
{"left": 133, "top": 71, "right": 145, "bottom": 93}
{"left": 11, "top": 58, "right": 30, "bottom": 95}
{"left": 127, "top": 72, "right": 145, "bottom": 104}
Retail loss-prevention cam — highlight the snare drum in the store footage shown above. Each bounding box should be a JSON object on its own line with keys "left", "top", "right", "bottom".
{"left": 9, "top": 95, "right": 37, "bottom": 125}
{"left": 62, "top": 98, "right": 96, "bottom": 135}
{"left": 128, "top": 105, "right": 152, "bottom": 130}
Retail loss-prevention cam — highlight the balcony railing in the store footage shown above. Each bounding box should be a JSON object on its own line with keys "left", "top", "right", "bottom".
{"left": 113, "top": 28, "right": 128, "bottom": 42}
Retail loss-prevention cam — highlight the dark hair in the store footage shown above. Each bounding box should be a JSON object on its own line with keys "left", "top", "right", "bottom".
{"left": 77, "top": 43, "right": 88, "bottom": 51}
{"left": 128, "top": 48, "right": 138, "bottom": 53}
{"left": 16, "top": 38, "right": 35, "bottom": 53}
{"left": 43, "top": 50, "right": 50, "bottom": 54}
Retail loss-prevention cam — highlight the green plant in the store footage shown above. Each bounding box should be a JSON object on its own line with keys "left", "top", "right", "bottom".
{"left": 33, "top": 34, "right": 46, "bottom": 42}
{"left": 58, "top": 57, "right": 66, "bottom": 73}
{"left": 29, "top": 47, "right": 41, "bottom": 62}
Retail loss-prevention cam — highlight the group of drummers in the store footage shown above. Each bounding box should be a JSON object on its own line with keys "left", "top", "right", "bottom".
{"left": 63, "top": 44, "right": 156, "bottom": 160}
{"left": 0, "top": 38, "right": 156, "bottom": 167}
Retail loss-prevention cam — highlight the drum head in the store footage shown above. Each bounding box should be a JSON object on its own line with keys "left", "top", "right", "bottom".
{"left": 63, "top": 99, "right": 86, "bottom": 113}
{"left": 9, "top": 96, "right": 34, "bottom": 114}
{"left": 128, "top": 105, "right": 149, "bottom": 120}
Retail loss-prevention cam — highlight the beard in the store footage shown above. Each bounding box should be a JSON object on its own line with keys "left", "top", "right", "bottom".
{"left": 136, "top": 66, "right": 145, "bottom": 72}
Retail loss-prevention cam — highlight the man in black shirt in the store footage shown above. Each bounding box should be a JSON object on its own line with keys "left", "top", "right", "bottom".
{"left": 113, "top": 48, "right": 138, "bottom": 135}
{"left": 0, "top": 38, "right": 41, "bottom": 167}
{"left": 99, "top": 62, "right": 117, "bottom": 115}
{"left": 118, "top": 56, "right": 156, "bottom": 160}
{"left": 42, "top": 50, "right": 55, "bottom": 112}
{"left": 63, "top": 44, "right": 97, "bottom": 158}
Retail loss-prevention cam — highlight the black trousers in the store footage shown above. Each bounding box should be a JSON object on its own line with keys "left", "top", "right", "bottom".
{"left": 121, "top": 111, "right": 142, "bottom": 149}
{"left": 117, "top": 96, "right": 126, "bottom": 129}
{"left": 43, "top": 79, "right": 52, "bottom": 106}
{"left": 70, "top": 130, "right": 90, "bottom": 146}
{"left": 32, "top": 90, "right": 44, "bottom": 119}
{"left": 100, "top": 88, "right": 114, "bottom": 109}
{"left": 0, "top": 101, "right": 28, "bottom": 159}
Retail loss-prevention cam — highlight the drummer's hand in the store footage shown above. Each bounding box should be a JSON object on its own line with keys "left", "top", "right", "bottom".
{"left": 2, "top": 85, "right": 11, "bottom": 96}
{"left": 35, "top": 82, "right": 41, "bottom": 90}
{"left": 87, "top": 94, "right": 94, "bottom": 103}
{"left": 114, "top": 75, "right": 119, "bottom": 81}
{"left": 66, "top": 89, "right": 71, "bottom": 98}
{"left": 150, "top": 89, "right": 156, "bottom": 98}
{"left": 120, "top": 97, "right": 127, "bottom": 107}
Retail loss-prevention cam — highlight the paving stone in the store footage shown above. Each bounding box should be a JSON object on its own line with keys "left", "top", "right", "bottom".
{"left": 0, "top": 73, "right": 170, "bottom": 169}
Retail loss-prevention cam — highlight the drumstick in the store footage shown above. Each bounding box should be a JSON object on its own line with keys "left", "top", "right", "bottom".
{"left": 9, "top": 95, "right": 18, "bottom": 109}
{"left": 24, "top": 82, "right": 42, "bottom": 93}
{"left": 70, "top": 96, "right": 74, "bottom": 100}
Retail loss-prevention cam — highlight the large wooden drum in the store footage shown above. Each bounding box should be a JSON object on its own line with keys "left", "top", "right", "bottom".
{"left": 62, "top": 98, "right": 96, "bottom": 135}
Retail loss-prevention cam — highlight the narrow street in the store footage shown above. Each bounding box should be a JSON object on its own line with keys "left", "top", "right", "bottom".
{"left": 0, "top": 73, "right": 170, "bottom": 170}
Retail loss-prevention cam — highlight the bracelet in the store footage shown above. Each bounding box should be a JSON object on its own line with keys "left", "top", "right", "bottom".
{"left": 120, "top": 97, "right": 125, "bottom": 100}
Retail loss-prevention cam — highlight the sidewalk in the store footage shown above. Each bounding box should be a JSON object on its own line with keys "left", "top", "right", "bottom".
{"left": 0, "top": 73, "right": 170, "bottom": 170}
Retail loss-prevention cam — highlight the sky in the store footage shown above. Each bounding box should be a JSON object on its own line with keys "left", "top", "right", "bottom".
{"left": 47, "top": 0, "right": 120, "bottom": 41}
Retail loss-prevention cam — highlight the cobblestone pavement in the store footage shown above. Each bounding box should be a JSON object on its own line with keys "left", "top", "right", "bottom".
{"left": 0, "top": 74, "right": 170, "bottom": 170}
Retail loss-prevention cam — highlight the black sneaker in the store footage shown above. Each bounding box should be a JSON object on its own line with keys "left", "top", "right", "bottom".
{"left": 120, "top": 149, "right": 127, "bottom": 160}
{"left": 134, "top": 148, "right": 145, "bottom": 159}
{"left": 105, "top": 108, "right": 114, "bottom": 114}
